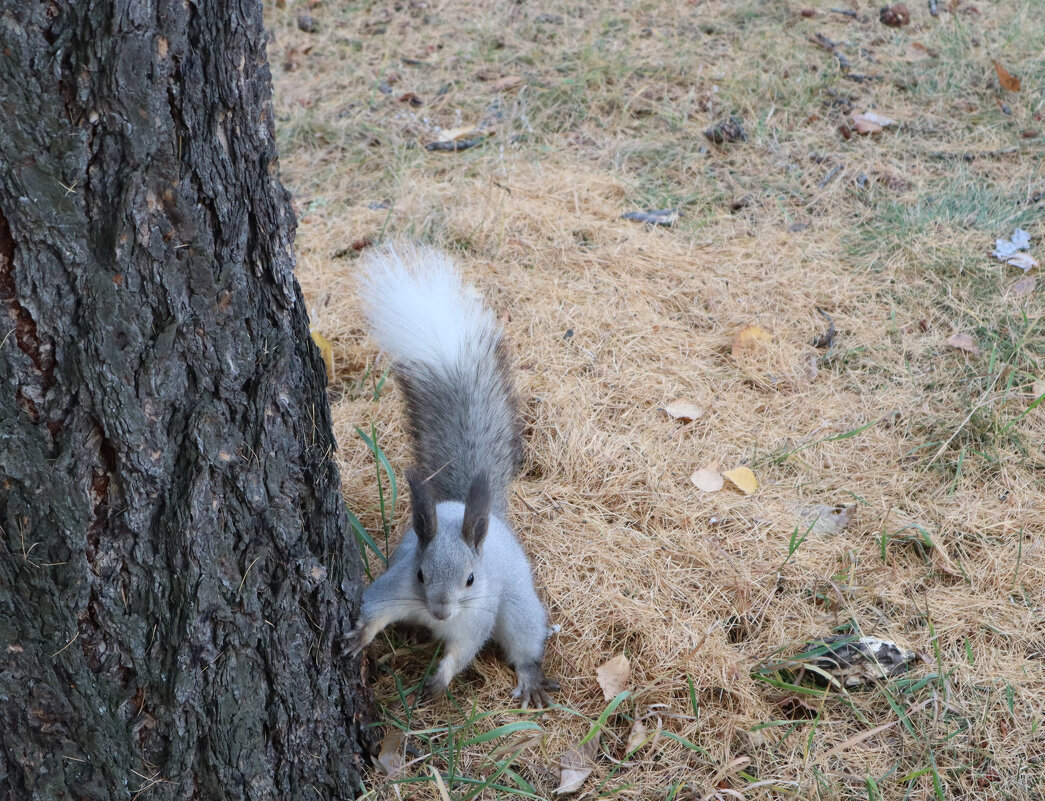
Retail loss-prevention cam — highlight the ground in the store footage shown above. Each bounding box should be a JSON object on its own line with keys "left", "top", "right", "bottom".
{"left": 265, "top": 1, "right": 1044, "bottom": 798}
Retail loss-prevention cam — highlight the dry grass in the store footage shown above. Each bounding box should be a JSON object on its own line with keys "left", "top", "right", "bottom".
{"left": 267, "top": 1, "right": 1044, "bottom": 798}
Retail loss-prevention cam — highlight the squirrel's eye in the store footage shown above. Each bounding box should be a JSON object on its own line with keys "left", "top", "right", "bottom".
{"left": 417, "top": 570, "right": 424, "bottom": 584}
{"left": 466, "top": 573, "right": 474, "bottom": 586}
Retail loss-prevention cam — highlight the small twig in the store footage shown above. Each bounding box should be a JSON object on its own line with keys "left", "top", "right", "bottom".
{"left": 50, "top": 631, "right": 80, "bottom": 659}
{"left": 928, "top": 146, "right": 1021, "bottom": 161}
{"left": 818, "top": 164, "right": 844, "bottom": 188}
{"left": 830, "top": 7, "right": 858, "bottom": 17}
{"left": 811, "top": 33, "right": 851, "bottom": 71}
{"left": 237, "top": 555, "right": 262, "bottom": 596}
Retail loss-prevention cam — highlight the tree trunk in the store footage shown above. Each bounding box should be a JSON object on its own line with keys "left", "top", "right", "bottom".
{"left": 0, "top": 2, "right": 374, "bottom": 799}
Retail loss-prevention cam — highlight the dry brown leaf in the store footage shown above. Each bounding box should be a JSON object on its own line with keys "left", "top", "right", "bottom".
{"left": 731, "top": 324, "right": 773, "bottom": 357}
{"left": 1030, "top": 381, "right": 1045, "bottom": 417}
{"left": 662, "top": 400, "right": 705, "bottom": 422}
{"left": 723, "top": 466, "right": 758, "bottom": 494}
{"left": 376, "top": 730, "right": 406, "bottom": 777}
{"left": 1012, "top": 275, "right": 1036, "bottom": 295}
{"left": 555, "top": 738, "right": 598, "bottom": 795}
{"left": 905, "top": 42, "right": 937, "bottom": 61}
{"left": 428, "top": 765, "right": 452, "bottom": 801}
{"left": 690, "top": 458, "right": 724, "bottom": 493}
{"left": 625, "top": 718, "right": 648, "bottom": 756}
{"left": 804, "top": 636, "right": 917, "bottom": 688}
{"left": 489, "top": 75, "right": 524, "bottom": 92}
{"left": 798, "top": 504, "right": 855, "bottom": 535}
{"left": 595, "top": 654, "right": 630, "bottom": 701}
{"left": 879, "top": 3, "right": 911, "bottom": 26}
{"left": 993, "top": 60, "right": 1021, "bottom": 92}
{"left": 1006, "top": 252, "right": 1039, "bottom": 272}
{"left": 851, "top": 111, "right": 896, "bottom": 135}
{"left": 947, "top": 332, "right": 980, "bottom": 355}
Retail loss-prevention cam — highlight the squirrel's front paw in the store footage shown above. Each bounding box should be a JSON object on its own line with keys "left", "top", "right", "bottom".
{"left": 512, "top": 666, "right": 559, "bottom": 710}
{"left": 340, "top": 627, "right": 367, "bottom": 659}
{"left": 420, "top": 675, "right": 449, "bottom": 703}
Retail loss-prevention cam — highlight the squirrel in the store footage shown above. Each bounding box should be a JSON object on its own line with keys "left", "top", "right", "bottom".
{"left": 344, "top": 243, "right": 559, "bottom": 708}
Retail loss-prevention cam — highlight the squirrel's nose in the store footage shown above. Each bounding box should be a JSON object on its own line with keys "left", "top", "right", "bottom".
{"left": 430, "top": 605, "right": 451, "bottom": 621}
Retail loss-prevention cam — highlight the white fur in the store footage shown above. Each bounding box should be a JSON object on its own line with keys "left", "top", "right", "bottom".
{"left": 358, "top": 243, "right": 499, "bottom": 369}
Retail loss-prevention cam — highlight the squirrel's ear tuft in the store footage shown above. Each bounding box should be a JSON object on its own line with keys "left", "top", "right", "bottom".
{"left": 462, "top": 473, "right": 491, "bottom": 551}
{"left": 406, "top": 468, "right": 437, "bottom": 548}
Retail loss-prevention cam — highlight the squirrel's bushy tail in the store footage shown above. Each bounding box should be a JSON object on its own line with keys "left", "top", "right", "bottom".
{"left": 359, "top": 243, "right": 522, "bottom": 514}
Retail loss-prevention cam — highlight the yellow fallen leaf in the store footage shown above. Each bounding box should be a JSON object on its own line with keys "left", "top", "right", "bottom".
{"left": 731, "top": 324, "right": 773, "bottom": 357}
{"left": 723, "top": 466, "right": 758, "bottom": 494}
{"left": 310, "top": 329, "right": 334, "bottom": 382}
{"left": 690, "top": 458, "right": 724, "bottom": 492}
{"left": 662, "top": 399, "right": 705, "bottom": 422}
{"left": 437, "top": 124, "right": 480, "bottom": 143}
{"left": 595, "top": 654, "right": 630, "bottom": 701}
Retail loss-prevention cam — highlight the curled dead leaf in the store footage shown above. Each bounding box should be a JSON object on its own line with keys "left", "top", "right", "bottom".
{"left": 437, "top": 124, "right": 483, "bottom": 143}
{"left": 879, "top": 4, "right": 911, "bottom": 27}
{"left": 595, "top": 654, "right": 630, "bottom": 701}
{"left": 723, "top": 466, "right": 758, "bottom": 494}
{"left": 851, "top": 110, "right": 896, "bottom": 135}
{"left": 621, "top": 208, "right": 679, "bottom": 226}
{"left": 625, "top": 718, "right": 648, "bottom": 756}
{"left": 662, "top": 400, "right": 705, "bottom": 422}
{"left": 690, "top": 458, "right": 724, "bottom": 493}
{"left": 993, "top": 228, "right": 1031, "bottom": 261}
{"left": 798, "top": 504, "right": 855, "bottom": 535}
{"left": 993, "top": 59, "right": 1021, "bottom": 92}
{"left": 555, "top": 738, "right": 598, "bottom": 795}
{"left": 1006, "top": 252, "right": 1039, "bottom": 272}
{"left": 376, "top": 730, "right": 406, "bottom": 777}
{"left": 947, "top": 332, "right": 980, "bottom": 355}
{"left": 489, "top": 75, "right": 524, "bottom": 92}
{"left": 803, "top": 635, "right": 917, "bottom": 688}
{"left": 704, "top": 115, "right": 746, "bottom": 144}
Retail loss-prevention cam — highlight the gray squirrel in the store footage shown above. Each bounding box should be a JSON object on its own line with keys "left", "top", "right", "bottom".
{"left": 344, "top": 243, "right": 559, "bottom": 708}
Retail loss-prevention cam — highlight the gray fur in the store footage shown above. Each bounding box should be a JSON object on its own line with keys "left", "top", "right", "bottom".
{"left": 396, "top": 342, "right": 522, "bottom": 517}
{"left": 346, "top": 245, "right": 557, "bottom": 707}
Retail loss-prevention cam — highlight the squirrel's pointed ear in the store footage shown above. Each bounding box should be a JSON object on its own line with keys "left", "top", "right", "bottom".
{"left": 406, "top": 468, "right": 437, "bottom": 548}
{"left": 462, "top": 473, "right": 491, "bottom": 551}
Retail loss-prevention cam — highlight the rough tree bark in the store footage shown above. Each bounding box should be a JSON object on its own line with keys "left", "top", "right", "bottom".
{"left": 0, "top": 2, "right": 374, "bottom": 799}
